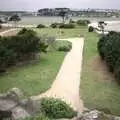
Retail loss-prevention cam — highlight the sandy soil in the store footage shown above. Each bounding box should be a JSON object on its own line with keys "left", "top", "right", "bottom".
{"left": 32, "top": 38, "right": 84, "bottom": 113}
{"left": 0, "top": 29, "right": 18, "bottom": 36}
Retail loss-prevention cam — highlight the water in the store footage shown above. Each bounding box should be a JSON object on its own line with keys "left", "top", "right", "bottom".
{"left": 18, "top": 16, "right": 120, "bottom": 25}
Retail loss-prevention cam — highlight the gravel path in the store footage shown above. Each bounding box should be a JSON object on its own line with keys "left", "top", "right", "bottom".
{"left": 32, "top": 38, "right": 84, "bottom": 112}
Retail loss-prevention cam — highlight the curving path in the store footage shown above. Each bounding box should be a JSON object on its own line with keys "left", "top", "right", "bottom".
{"left": 32, "top": 38, "right": 84, "bottom": 113}
{"left": 0, "top": 29, "right": 17, "bottom": 36}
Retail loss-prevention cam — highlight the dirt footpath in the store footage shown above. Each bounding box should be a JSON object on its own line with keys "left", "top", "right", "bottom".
{"left": 33, "top": 38, "right": 84, "bottom": 113}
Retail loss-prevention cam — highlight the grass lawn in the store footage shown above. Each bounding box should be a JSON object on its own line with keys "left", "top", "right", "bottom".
{"left": 0, "top": 27, "right": 87, "bottom": 97}
{"left": 0, "top": 51, "right": 66, "bottom": 97}
{"left": 34, "top": 26, "right": 87, "bottom": 38}
{"left": 80, "top": 29, "right": 120, "bottom": 115}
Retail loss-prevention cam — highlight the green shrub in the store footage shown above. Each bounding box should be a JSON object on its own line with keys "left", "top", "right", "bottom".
{"left": 59, "top": 23, "right": 75, "bottom": 29}
{"left": 40, "top": 98, "right": 77, "bottom": 119}
{"left": 97, "top": 31, "right": 120, "bottom": 83}
{"left": 0, "top": 28, "right": 48, "bottom": 72}
{"left": 50, "top": 23, "right": 59, "bottom": 28}
{"left": 52, "top": 40, "right": 72, "bottom": 52}
{"left": 77, "top": 20, "right": 90, "bottom": 26}
{"left": 18, "top": 28, "right": 36, "bottom": 36}
{"left": 97, "top": 35, "right": 106, "bottom": 60}
{"left": 0, "top": 24, "right": 2, "bottom": 29}
{"left": 69, "top": 19, "right": 76, "bottom": 24}
{"left": 37, "top": 24, "right": 46, "bottom": 28}
{"left": 88, "top": 26, "right": 94, "bottom": 32}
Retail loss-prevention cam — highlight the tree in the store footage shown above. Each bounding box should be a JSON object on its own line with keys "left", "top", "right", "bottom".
{"left": 59, "top": 10, "right": 67, "bottom": 23}
{"left": 98, "top": 21, "right": 107, "bottom": 34}
{"left": 9, "top": 14, "right": 21, "bottom": 27}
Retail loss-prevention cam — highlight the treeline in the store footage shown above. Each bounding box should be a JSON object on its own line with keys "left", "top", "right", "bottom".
{"left": 98, "top": 31, "right": 120, "bottom": 84}
{"left": 0, "top": 28, "right": 48, "bottom": 72}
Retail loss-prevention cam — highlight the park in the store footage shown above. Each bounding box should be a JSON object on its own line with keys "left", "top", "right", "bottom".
{"left": 0, "top": 8, "right": 120, "bottom": 120}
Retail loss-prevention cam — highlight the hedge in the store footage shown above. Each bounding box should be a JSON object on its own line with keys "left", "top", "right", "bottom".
{"left": 0, "top": 28, "right": 48, "bottom": 72}
{"left": 59, "top": 23, "right": 75, "bottom": 29}
{"left": 97, "top": 31, "right": 120, "bottom": 83}
{"left": 40, "top": 98, "right": 77, "bottom": 119}
{"left": 52, "top": 40, "right": 72, "bottom": 52}
{"left": 50, "top": 23, "right": 59, "bottom": 28}
{"left": 77, "top": 20, "right": 90, "bottom": 26}
{"left": 0, "top": 24, "right": 2, "bottom": 29}
{"left": 88, "top": 26, "right": 94, "bottom": 32}
{"left": 50, "top": 23, "right": 75, "bottom": 29}
{"left": 37, "top": 24, "right": 46, "bottom": 28}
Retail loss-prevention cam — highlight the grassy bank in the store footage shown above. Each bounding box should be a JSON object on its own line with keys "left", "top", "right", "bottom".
{"left": 81, "top": 30, "right": 120, "bottom": 115}
{"left": 0, "top": 51, "right": 66, "bottom": 97}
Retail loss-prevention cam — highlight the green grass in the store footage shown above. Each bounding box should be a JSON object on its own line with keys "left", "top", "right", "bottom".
{"left": 80, "top": 30, "right": 120, "bottom": 115}
{"left": 0, "top": 52, "right": 66, "bottom": 97}
{"left": 34, "top": 26, "right": 87, "bottom": 39}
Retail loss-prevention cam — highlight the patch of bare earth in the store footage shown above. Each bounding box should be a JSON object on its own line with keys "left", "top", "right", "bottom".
{"left": 90, "top": 56, "right": 114, "bottom": 81}
{"left": 0, "top": 29, "right": 18, "bottom": 36}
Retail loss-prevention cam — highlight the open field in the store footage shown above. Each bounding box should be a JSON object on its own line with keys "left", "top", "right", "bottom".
{"left": 35, "top": 26, "right": 87, "bottom": 38}
{"left": 80, "top": 29, "right": 120, "bottom": 115}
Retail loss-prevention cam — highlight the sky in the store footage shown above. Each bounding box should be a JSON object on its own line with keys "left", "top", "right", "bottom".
{"left": 0, "top": 0, "right": 120, "bottom": 11}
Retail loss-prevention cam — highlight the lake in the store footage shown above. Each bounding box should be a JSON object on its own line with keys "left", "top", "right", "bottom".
{"left": 18, "top": 16, "right": 120, "bottom": 25}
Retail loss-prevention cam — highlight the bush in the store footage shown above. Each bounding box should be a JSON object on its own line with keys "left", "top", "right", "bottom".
{"left": 37, "top": 24, "right": 46, "bottom": 28}
{"left": 59, "top": 23, "right": 75, "bottom": 29}
{"left": 40, "top": 98, "right": 77, "bottom": 119}
{"left": 69, "top": 19, "right": 76, "bottom": 24}
{"left": 77, "top": 20, "right": 90, "bottom": 26}
{"left": 18, "top": 28, "right": 36, "bottom": 36}
{"left": 0, "top": 28, "right": 48, "bottom": 72}
{"left": 97, "top": 31, "right": 120, "bottom": 83}
{"left": 0, "top": 24, "right": 2, "bottom": 29}
{"left": 88, "top": 26, "right": 94, "bottom": 32}
{"left": 50, "top": 23, "right": 59, "bottom": 28}
{"left": 52, "top": 40, "right": 72, "bottom": 52}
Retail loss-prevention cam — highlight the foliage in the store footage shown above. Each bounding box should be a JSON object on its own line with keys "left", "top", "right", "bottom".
{"left": 50, "top": 23, "right": 75, "bottom": 29}
{"left": 77, "top": 20, "right": 90, "bottom": 26}
{"left": 0, "top": 28, "right": 48, "bottom": 72}
{"left": 40, "top": 98, "right": 77, "bottom": 119}
{"left": 59, "top": 23, "right": 75, "bottom": 29}
{"left": 0, "top": 24, "right": 2, "bottom": 29}
{"left": 9, "top": 14, "right": 21, "bottom": 22}
{"left": 97, "top": 31, "right": 120, "bottom": 83}
{"left": 69, "top": 19, "right": 76, "bottom": 24}
{"left": 50, "top": 23, "right": 59, "bottom": 28}
{"left": 18, "top": 28, "right": 36, "bottom": 36}
{"left": 59, "top": 10, "right": 67, "bottom": 23}
{"left": 37, "top": 24, "right": 46, "bottom": 28}
{"left": 88, "top": 26, "right": 94, "bottom": 32}
{"left": 0, "top": 19, "right": 3, "bottom": 23}
{"left": 52, "top": 40, "right": 72, "bottom": 52}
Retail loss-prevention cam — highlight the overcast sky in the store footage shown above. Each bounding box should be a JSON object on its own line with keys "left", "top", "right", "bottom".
{"left": 0, "top": 0, "right": 120, "bottom": 11}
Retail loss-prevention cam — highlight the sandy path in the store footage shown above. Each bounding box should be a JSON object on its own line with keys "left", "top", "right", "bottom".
{"left": 32, "top": 38, "right": 84, "bottom": 113}
{"left": 0, "top": 29, "right": 18, "bottom": 36}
